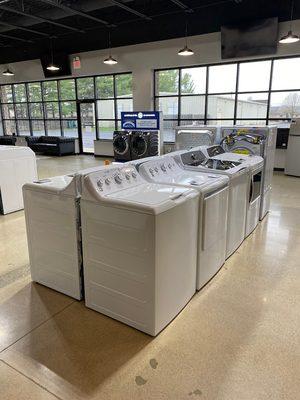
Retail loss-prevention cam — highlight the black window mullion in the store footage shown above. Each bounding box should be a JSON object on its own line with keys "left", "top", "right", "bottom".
{"left": 57, "top": 81, "right": 63, "bottom": 136}
{"left": 266, "top": 59, "right": 274, "bottom": 125}
{"left": 233, "top": 63, "right": 240, "bottom": 124}
{"left": 113, "top": 74, "right": 118, "bottom": 132}
{"left": 11, "top": 85, "right": 18, "bottom": 136}
{"left": 94, "top": 76, "right": 99, "bottom": 140}
{"left": 178, "top": 68, "right": 181, "bottom": 126}
{"left": 204, "top": 66, "right": 209, "bottom": 124}
{"left": 41, "top": 82, "right": 47, "bottom": 136}
{"left": 24, "top": 83, "right": 33, "bottom": 136}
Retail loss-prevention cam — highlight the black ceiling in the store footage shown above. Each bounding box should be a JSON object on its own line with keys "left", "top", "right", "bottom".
{"left": 0, "top": 0, "right": 299, "bottom": 64}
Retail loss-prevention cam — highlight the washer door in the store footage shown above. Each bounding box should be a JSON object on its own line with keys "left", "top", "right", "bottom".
{"left": 131, "top": 134, "right": 148, "bottom": 158}
{"left": 113, "top": 135, "right": 129, "bottom": 156}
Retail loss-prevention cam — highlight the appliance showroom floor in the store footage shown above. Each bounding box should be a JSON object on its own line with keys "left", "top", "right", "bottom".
{"left": 0, "top": 155, "right": 299, "bottom": 400}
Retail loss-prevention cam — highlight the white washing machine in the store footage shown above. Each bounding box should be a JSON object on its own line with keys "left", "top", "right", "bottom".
{"left": 80, "top": 164, "right": 199, "bottom": 336}
{"left": 173, "top": 149, "right": 250, "bottom": 259}
{"left": 194, "top": 146, "right": 264, "bottom": 237}
{"left": 131, "top": 155, "right": 229, "bottom": 290}
{"left": 23, "top": 166, "right": 105, "bottom": 300}
{"left": 220, "top": 126, "right": 277, "bottom": 220}
{"left": 0, "top": 146, "right": 37, "bottom": 214}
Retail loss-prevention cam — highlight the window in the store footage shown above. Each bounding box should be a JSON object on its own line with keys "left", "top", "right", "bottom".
{"left": 272, "top": 58, "right": 300, "bottom": 90}
{"left": 14, "top": 84, "right": 27, "bottom": 102}
{"left": 0, "top": 73, "right": 132, "bottom": 139}
{"left": 208, "top": 64, "right": 237, "bottom": 93}
{"left": 59, "top": 79, "right": 76, "bottom": 100}
{"left": 96, "top": 76, "right": 114, "bottom": 98}
{"left": 28, "top": 83, "right": 42, "bottom": 102}
{"left": 43, "top": 81, "right": 58, "bottom": 101}
{"left": 181, "top": 67, "right": 206, "bottom": 94}
{"left": 77, "top": 77, "right": 94, "bottom": 99}
{"left": 154, "top": 56, "right": 300, "bottom": 141}
{"left": 238, "top": 60, "right": 271, "bottom": 92}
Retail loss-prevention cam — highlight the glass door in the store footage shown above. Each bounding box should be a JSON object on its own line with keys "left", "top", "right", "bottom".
{"left": 78, "top": 102, "right": 96, "bottom": 153}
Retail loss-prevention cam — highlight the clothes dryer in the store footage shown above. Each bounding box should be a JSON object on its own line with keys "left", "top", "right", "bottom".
{"left": 80, "top": 164, "right": 199, "bottom": 336}
{"left": 172, "top": 149, "right": 250, "bottom": 258}
{"left": 131, "top": 155, "right": 229, "bottom": 290}
{"left": 113, "top": 131, "right": 132, "bottom": 162}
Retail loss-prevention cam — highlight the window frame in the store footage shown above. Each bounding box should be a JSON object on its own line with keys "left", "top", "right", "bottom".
{"left": 0, "top": 72, "right": 133, "bottom": 139}
{"left": 154, "top": 55, "right": 300, "bottom": 141}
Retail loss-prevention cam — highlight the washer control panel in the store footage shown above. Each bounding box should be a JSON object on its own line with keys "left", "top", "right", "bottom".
{"left": 139, "top": 156, "right": 182, "bottom": 182}
{"left": 87, "top": 165, "right": 144, "bottom": 196}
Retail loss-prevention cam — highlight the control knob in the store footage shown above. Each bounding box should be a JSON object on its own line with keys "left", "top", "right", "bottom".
{"left": 105, "top": 178, "right": 111, "bottom": 185}
{"left": 132, "top": 172, "right": 137, "bottom": 179}
{"left": 161, "top": 164, "right": 167, "bottom": 172}
{"left": 114, "top": 174, "right": 123, "bottom": 184}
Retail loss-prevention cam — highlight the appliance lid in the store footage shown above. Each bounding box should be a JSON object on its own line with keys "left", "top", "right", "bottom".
{"left": 23, "top": 175, "right": 77, "bottom": 196}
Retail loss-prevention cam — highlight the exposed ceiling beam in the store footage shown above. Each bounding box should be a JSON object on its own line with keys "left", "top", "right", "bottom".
{"left": 0, "top": 5, "right": 85, "bottom": 33}
{"left": 0, "top": 32, "right": 33, "bottom": 43}
{"left": 38, "top": 0, "right": 114, "bottom": 27}
{"left": 109, "top": 0, "right": 152, "bottom": 21}
{"left": 0, "top": 20, "right": 50, "bottom": 36}
{"left": 169, "top": 0, "right": 194, "bottom": 13}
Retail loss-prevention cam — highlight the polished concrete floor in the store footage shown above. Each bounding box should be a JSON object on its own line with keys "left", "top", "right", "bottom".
{"left": 0, "top": 155, "right": 299, "bottom": 400}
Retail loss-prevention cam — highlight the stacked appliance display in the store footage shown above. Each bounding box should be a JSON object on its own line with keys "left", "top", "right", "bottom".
{"left": 172, "top": 149, "right": 250, "bottom": 258}
{"left": 131, "top": 155, "right": 229, "bottom": 290}
{"left": 220, "top": 126, "right": 277, "bottom": 220}
{"left": 0, "top": 146, "right": 37, "bottom": 214}
{"left": 80, "top": 164, "right": 199, "bottom": 335}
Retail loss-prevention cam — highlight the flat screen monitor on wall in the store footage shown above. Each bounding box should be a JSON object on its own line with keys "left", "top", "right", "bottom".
{"left": 40, "top": 53, "right": 72, "bottom": 78}
{"left": 221, "top": 17, "right": 278, "bottom": 59}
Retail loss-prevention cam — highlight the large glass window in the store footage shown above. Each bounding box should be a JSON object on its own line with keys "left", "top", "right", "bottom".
{"left": 154, "top": 56, "right": 300, "bottom": 140}
{"left": 0, "top": 73, "right": 132, "bottom": 139}
{"left": 208, "top": 64, "right": 237, "bottom": 93}
{"left": 77, "top": 77, "right": 94, "bottom": 99}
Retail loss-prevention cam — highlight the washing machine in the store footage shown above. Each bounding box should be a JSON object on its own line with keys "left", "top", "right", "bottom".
{"left": 173, "top": 149, "right": 250, "bottom": 259}
{"left": 131, "top": 155, "right": 229, "bottom": 290}
{"left": 194, "top": 146, "right": 264, "bottom": 237}
{"left": 80, "top": 164, "right": 199, "bottom": 336}
{"left": 220, "top": 126, "right": 277, "bottom": 220}
{"left": 0, "top": 146, "right": 37, "bottom": 214}
{"left": 113, "top": 130, "right": 132, "bottom": 162}
{"left": 131, "top": 130, "right": 160, "bottom": 160}
{"left": 23, "top": 166, "right": 105, "bottom": 300}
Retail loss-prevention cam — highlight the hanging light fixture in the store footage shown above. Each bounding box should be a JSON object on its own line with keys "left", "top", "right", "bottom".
{"left": 178, "top": 18, "right": 194, "bottom": 56}
{"left": 279, "top": 0, "right": 300, "bottom": 44}
{"left": 104, "top": 31, "right": 118, "bottom": 65}
{"left": 2, "top": 68, "right": 14, "bottom": 76}
{"left": 47, "top": 37, "right": 60, "bottom": 71}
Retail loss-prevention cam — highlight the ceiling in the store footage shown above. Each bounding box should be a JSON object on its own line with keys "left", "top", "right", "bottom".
{"left": 0, "top": 0, "right": 298, "bottom": 64}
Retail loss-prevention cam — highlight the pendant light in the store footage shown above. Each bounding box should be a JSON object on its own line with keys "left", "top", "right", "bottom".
{"left": 104, "top": 31, "right": 118, "bottom": 65}
{"left": 47, "top": 37, "right": 60, "bottom": 71}
{"left": 2, "top": 68, "right": 14, "bottom": 76}
{"left": 279, "top": 0, "right": 300, "bottom": 44}
{"left": 178, "top": 18, "right": 194, "bottom": 56}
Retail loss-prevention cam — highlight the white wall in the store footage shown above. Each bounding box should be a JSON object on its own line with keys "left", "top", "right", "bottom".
{"left": 1, "top": 19, "right": 300, "bottom": 110}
